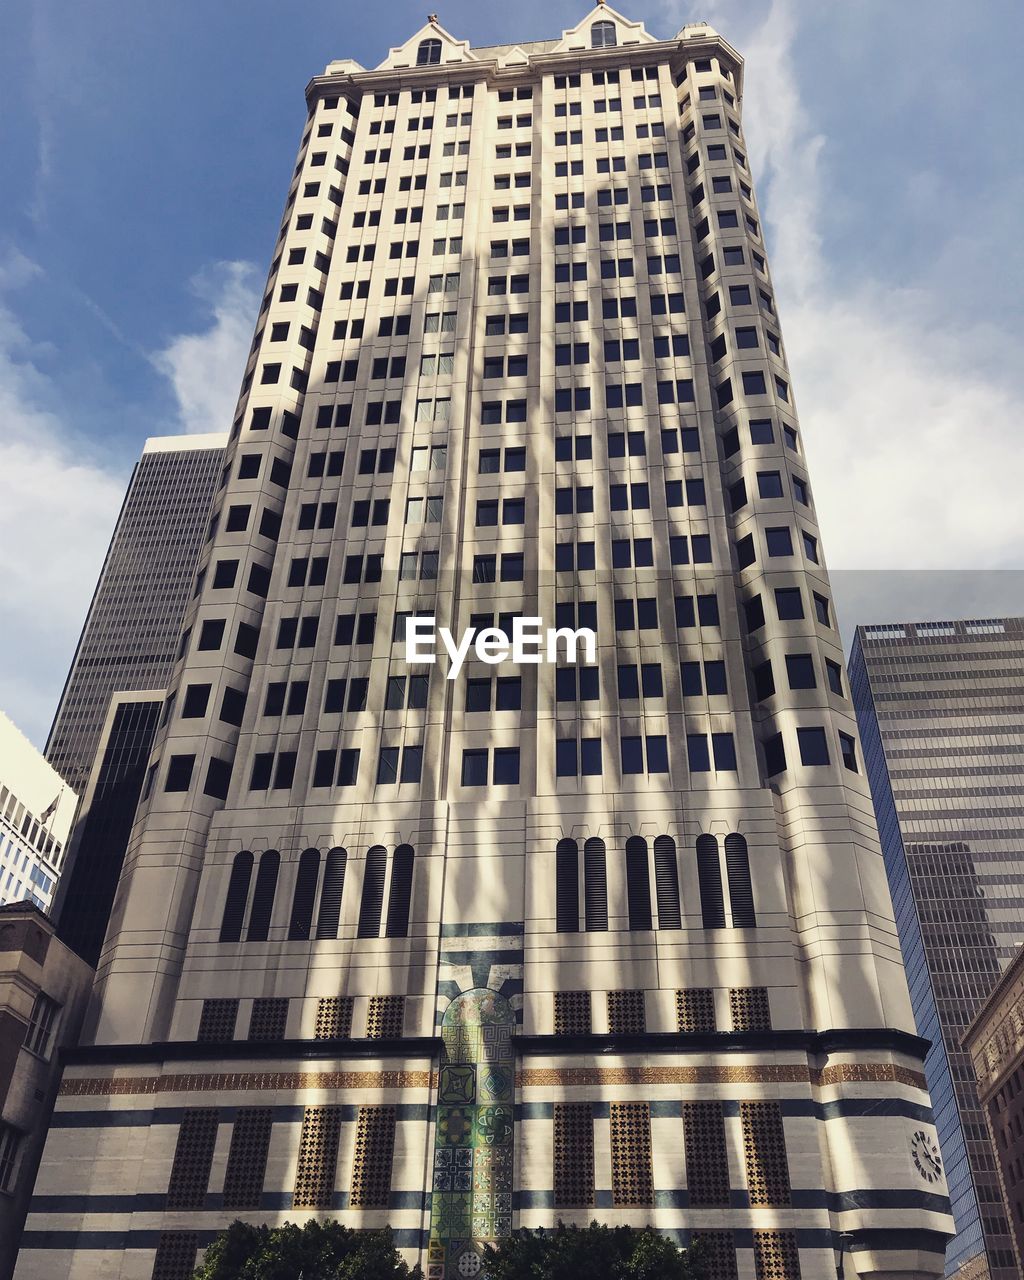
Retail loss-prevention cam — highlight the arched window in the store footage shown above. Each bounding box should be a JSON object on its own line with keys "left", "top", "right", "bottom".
{"left": 625, "top": 836, "right": 652, "bottom": 931}
{"left": 696, "top": 835, "right": 725, "bottom": 928}
{"left": 288, "top": 848, "right": 321, "bottom": 940}
{"left": 385, "top": 844, "right": 415, "bottom": 937}
{"left": 584, "top": 837, "right": 608, "bottom": 931}
{"left": 725, "top": 833, "right": 756, "bottom": 927}
{"left": 315, "top": 847, "right": 347, "bottom": 939}
{"left": 417, "top": 38, "right": 442, "bottom": 66}
{"left": 653, "top": 835, "right": 681, "bottom": 929}
{"left": 219, "top": 851, "right": 253, "bottom": 942}
{"left": 357, "top": 845, "right": 388, "bottom": 938}
{"left": 556, "top": 839, "right": 580, "bottom": 933}
{"left": 246, "top": 850, "right": 280, "bottom": 941}
{"left": 591, "top": 20, "right": 616, "bottom": 48}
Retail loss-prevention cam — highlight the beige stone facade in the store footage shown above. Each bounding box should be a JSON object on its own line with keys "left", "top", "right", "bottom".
{"left": 18, "top": 7, "right": 953, "bottom": 1280}
{"left": 0, "top": 905, "right": 93, "bottom": 1280}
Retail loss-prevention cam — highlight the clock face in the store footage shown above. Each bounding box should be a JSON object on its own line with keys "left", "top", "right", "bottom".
{"left": 911, "top": 1130, "right": 943, "bottom": 1183}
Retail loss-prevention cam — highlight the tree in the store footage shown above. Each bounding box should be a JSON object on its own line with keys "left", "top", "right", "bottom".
{"left": 481, "top": 1222, "right": 707, "bottom": 1280}
{"left": 192, "top": 1220, "right": 423, "bottom": 1280}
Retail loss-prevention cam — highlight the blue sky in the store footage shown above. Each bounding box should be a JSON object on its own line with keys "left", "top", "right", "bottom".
{"left": 2, "top": 0, "right": 1023, "bottom": 747}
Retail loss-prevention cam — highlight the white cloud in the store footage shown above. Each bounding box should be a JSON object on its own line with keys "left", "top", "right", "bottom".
{"left": 151, "top": 260, "right": 261, "bottom": 436}
{"left": 0, "top": 250, "right": 126, "bottom": 748}
{"left": 662, "top": 0, "right": 1024, "bottom": 571}
{"left": 0, "top": 253, "right": 262, "bottom": 750}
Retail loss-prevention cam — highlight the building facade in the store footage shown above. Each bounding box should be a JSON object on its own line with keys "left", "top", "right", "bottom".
{"left": 44, "top": 433, "right": 227, "bottom": 799}
{"left": 52, "top": 691, "right": 164, "bottom": 967}
{"left": 20, "top": 10, "right": 953, "bottom": 1280}
{"left": 964, "top": 943, "right": 1024, "bottom": 1279}
{"left": 0, "top": 904, "right": 93, "bottom": 1280}
{"left": 0, "top": 712, "right": 77, "bottom": 915}
{"left": 850, "top": 617, "right": 1024, "bottom": 1280}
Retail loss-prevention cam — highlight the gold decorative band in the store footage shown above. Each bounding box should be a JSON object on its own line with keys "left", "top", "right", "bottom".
{"left": 60, "top": 1069, "right": 435, "bottom": 1097}
{"left": 59, "top": 1061, "right": 924, "bottom": 1098}
{"left": 519, "top": 1064, "right": 926, "bottom": 1088}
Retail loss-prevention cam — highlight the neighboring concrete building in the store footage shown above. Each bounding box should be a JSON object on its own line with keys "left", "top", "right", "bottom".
{"left": 53, "top": 691, "right": 164, "bottom": 968}
{"left": 964, "top": 943, "right": 1024, "bottom": 1280}
{"left": 45, "top": 433, "right": 227, "bottom": 799}
{"left": 850, "top": 617, "right": 1024, "bottom": 1280}
{"left": 0, "top": 904, "right": 92, "bottom": 1280}
{"left": 20, "top": 10, "right": 953, "bottom": 1280}
{"left": 0, "top": 713, "right": 77, "bottom": 915}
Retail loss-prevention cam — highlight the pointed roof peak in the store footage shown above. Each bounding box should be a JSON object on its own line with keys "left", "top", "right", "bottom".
{"left": 375, "top": 17, "right": 475, "bottom": 70}
{"left": 552, "top": 4, "right": 656, "bottom": 52}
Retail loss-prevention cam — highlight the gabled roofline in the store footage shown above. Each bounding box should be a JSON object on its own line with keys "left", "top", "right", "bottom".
{"left": 305, "top": 27, "right": 744, "bottom": 109}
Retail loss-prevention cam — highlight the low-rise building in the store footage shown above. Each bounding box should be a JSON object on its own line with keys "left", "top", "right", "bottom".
{"left": 964, "top": 945, "right": 1024, "bottom": 1280}
{"left": 0, "top": 713, "right": 77, "bottom": 914}
{"left": 0, "top": 904, "right": 92, "bottom": 1280}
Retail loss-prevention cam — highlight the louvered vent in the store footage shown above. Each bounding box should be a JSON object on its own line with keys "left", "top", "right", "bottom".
{"left": 357, "top": 845, "right": 387, "bottom": 937}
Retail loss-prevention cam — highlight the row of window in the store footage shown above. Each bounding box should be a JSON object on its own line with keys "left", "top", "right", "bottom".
{"left": 192, "top": 984, "right": 771, "bottom": 1047}
{"left": 553, "top": 1098, "right": 791, "bottom": 1213}
{"left": 218, "top": 844, "right": 414, "bottom": 943}
{"left": 556, "top": 834, "right": 755, "bottom": 932}
{"left": 233, "top": 470, "right": 760, "bottom": 541}
{"left": 250, "top": 658, "right": 740, "bottom": 723}
{"left": 196, "top": 994, "right": 402, "bottom": 1043}
{"left": 160, "top": 1088, "right": 790, "bottom": 1221}
{"left": 270, "top": 534, "right": 724, "bottom": 584}
{"left": 159, "top": 709, "right": 855, "bottom": 802}
{"left": 557, "top": 986, "right": 771, "bottom": 1035}
{"left": 162, "top": 1103, "right": 395, "bottom": 1214}
{"left": 241, "top": 423, "right": 792, "bottom": 487}
{"left": 180, "top": 650, "right": 841, "bottom": 726}
{"left": 184, "top": 577, "right": 835, "bottom": 674}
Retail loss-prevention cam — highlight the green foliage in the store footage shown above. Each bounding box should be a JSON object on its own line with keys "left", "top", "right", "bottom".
{"left": 192, "top": 1220, "right": 423, "bottom": 1280}
{"left": 481, "top": 1222, "right": 707, "bottom": 1280}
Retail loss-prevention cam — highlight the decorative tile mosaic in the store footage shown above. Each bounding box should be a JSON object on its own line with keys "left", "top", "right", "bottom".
{"left": 429, "top": 988, "right": 515, "bottom": 1280}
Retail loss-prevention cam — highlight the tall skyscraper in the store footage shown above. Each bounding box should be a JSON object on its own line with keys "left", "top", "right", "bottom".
{"left": 850, "top": 616, "right": 1024, "bottom": 1280}
{"left": 45, "top": 433, "right": 227, "bottom": 798}
{"left": 20, "top": 11, "right": 953, "bottom": 1280}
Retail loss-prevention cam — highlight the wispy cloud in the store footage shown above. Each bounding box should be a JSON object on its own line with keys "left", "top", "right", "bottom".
{"left": 151, "top": 260, "right": 261, "bottom": 435}
{"left": 0, "top": 248, "right": 126, "bottom": 747}
{"left": 662, "top": 0, "right": 1024, "bottom": 571}
{"left": 0, "top": 252, "right": 263, "bottom": 749}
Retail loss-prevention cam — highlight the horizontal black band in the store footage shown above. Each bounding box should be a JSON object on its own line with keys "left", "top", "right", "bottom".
{"left": 513, "top": 1027, "right": 931, "bottom": 1058}
{"left": 61, "top": 1025, "right": 929, "bottom": 1068}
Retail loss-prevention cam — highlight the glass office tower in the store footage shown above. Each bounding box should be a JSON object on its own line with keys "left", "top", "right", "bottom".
{"left": 19, "top": 10, "right": 952, "bottom": 1280}
{"left": 851, "top": 617, "right": 1024, "bottom": 1280}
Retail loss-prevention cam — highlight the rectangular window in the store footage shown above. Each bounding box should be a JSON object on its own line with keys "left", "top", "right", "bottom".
{"left": 222, "top": 1108, "right": 274, "bottom": 1210}
{"left": 166, "top": 1109, "right": 219, "bottom": 1210}
{"left": 349, "top": 1107, "right": 397, "bottom": 1207}
{"left": 683, "top": 1102, "right": 731, "bottom": 1205}
{"left": 797, "top": 727, "right": 830, "bottom": 766}
{"left": 23, "top": 992, "right": 60, "bottom": 1058}
{"left": 607, "top": 989, "right": 646, "bottom": 1034}
{"left": 292, "top": 1106, "right": 342, "bottom": 1209}
{"left": 0, "top": 1123, "right": 20, "bottom": 1193}
{"left": 609, "top": 1102, "right": 654, "bottom": 1206}
{"left": 752, "top": 1232, "right": 802, "bottom": 1280}
{"left": 197, "top": 998, "right": 239, "bottom": 1043}
{"left": 554, "top": 1103, "right": 595, "bottom": 1208}
{"left": 741, "top": 1102, "right": 791, "bottom": 1206}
